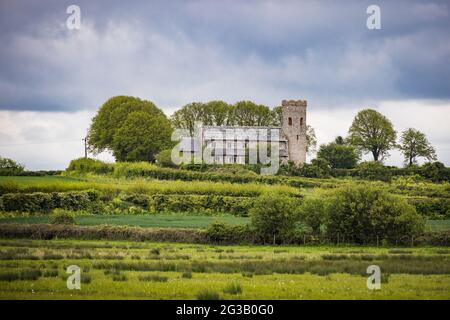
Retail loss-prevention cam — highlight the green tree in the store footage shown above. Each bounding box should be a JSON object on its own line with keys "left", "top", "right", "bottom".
{"left": 249, "top": 192, "right": 299, "bottom": 243}
{"left": 348, "top": 109, "right": 397, "bottom": 161}
{"left": 87, "top": 96, "right": 168, "bottom": 156}
{"left": 399, "top": 128, "right": 437, "bottom": 166}
{"left": 233, "top": 101, "right": 276, "bottom": 126}
{"left": 111, "top": 111, "right": 173, "bottom": 162}
{"left": 155, "top": 149, "right": 178, "bottom": 168}
{"left": 0, "top": 156, "right": 24, "bottom": 175}
{"left": 317, "top": 136, "right": 359, "bottom": 169}
{"left": 298, "top": 198, "right": 328, "bottom": 235}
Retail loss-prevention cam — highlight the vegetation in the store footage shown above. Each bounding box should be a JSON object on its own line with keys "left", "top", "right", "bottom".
{"left": 348, "top": 109, "right": 397, "bottom": 161}
{"left": 249, "top": 193, "right": 298, "bottom": 243}
{"left": 49, "top": 209, "right": 76, "bottom": 225}
{"left": 326, "top": 184, "right": 425, "bottom": 243}
{"left": 317, "top": 137, "right": 359, "bottom": 169}
{"left": 87, "top": 96, "right": 172, "bottom": 162}
{"left": 400, "top": 128, "right": 437, "bottom": 166}
{"left": 0, "top": 239, "right": 449, "bottom": 299}
{"left": 0, "top": 157, "right": 24, "bottom": 176}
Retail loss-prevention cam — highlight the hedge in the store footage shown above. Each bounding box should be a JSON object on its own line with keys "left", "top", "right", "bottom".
{"left": 112, "top": 162, "right": 333, "bottom": 188}
{"left": 0, "top": 224, "right": 206, "bottom": 243}
{"left": 0, "top": 223, "right": 448, "bottom": 246}
{"left": 0, "top": 190, "right": 102, "bottom": 213}
{"left": 406, "top": 197, "right": 450, "bottom": 219}
{"left": 0, "top": 191, "right": 265, "bottom": 216}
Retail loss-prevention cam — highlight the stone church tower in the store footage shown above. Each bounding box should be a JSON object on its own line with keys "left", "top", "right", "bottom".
{"left": 281, "top": 99, "right": 307, "bottom": 165}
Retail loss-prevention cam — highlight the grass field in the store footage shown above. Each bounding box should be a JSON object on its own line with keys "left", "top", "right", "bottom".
{"left": 0, "top": 215, "right": 448, "bottom": 232}
{"left": 0, "top": 239, "right": 449, "bottom": 299}
{"left": 0, "top": 214, "right": 249, "bottom": 229}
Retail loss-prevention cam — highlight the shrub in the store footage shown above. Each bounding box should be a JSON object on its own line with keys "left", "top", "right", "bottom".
{"left": 249, "top": 192, "right": 299, "bottom": 243}
{"left": 49, "top": 209, "right": 76, "bottom": 225}
{"left": 138, "top": 274, "right": 168, "bottom": 282}
{"left": 206, "top": 222, "right": 252, "bottom": 243}
{"left": 223, "top": 282, "right": 243, "bottom": 295}
{"left": 421, "top": 162, "right": 449, "bottom": 182}
{"left": 196, "top": 289, "right": 221, "bottom": 300}
{"left": 326, "top": 184, "right": 425, "bottom": 243}
{"left": 155, "top": 149, "right": 178, "bottom": 168}
{"left": 181, "top": 271, "right": 192, "bottom": 279}
{"left": 66, "top": 158, "right": 113, "bottom": 174}
{"left": 298, "top": 198, "right": 328, "bottom": 235}
{"left": 0, "top": 157, "right": 25, "bottom": 176}
{"left": 356, "top": 161, "right": 392, "bottom": 182}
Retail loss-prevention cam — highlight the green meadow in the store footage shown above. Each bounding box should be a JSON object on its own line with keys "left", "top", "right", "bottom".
{"left": 0, "top": 239, "right": 449, "bottom": 300}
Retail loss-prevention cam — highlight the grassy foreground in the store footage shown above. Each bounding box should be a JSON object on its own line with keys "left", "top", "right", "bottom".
{"left": 0, "top": 239, "right": 449, "bottom": 299}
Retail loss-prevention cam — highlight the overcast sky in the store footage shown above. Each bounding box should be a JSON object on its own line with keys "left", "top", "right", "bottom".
{"left": 0, "top": 0, "right": 449, "bottom": 170}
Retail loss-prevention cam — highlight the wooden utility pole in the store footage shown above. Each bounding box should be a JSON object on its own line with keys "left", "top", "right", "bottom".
{"left": 83, "top": 137, "right": 88, "bottom": 158}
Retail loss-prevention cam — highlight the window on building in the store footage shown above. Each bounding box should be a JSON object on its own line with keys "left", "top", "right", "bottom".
{"left": 300, "top": 117, "right": 304, "bottom": 126}
{"left": 297, "top": 135, "right": 299, "bottom": 140}
{"left": 288, "top": 117, "right": 292, "bottom": 125}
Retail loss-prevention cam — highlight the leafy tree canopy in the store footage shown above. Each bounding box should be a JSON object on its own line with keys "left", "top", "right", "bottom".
{"left": 399, "top": 128, "right": 437, "bottom": 166}
{"left": 348, "top": 109, "right": 397, "bottom": 161}
{"left": 88, "top": 96, "right": 171, "bottom": 161}
{"left": 317, "top": 137, "right": 359, "bottom": 169}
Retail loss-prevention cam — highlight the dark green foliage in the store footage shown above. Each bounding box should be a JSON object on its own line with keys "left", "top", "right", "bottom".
{"left": 49, "top": 209, "right": 76, "bottom": 225}
{"left": 348, "top": 109, "right": 397, "bottom": 161}
{"left": 181, "top": 271, "right": 192, "bottom": 279}
{"left": 149, "top": 194, "right": 255, "bottom": 216}
{"left": 317, "top": 138, "right": 359, "bottom": 169}
{"left": 421, "top": 162, "right": 449, "bottom": 182}
{"left": 87, "top": 96, "right": 172, "bottom": 162}
{"left": 407, "top": 197, "right": 450, "bottom": 219}
{"left": 67, "top": 158, "right": 113, "bottom": 174}
{"left": 155, "top": 149, "right": 178, "bottom": 168}
{"left": 205, "top": 222, "right": 252, "bottom": 243}
{"left": 355, "top": 161, "right": 392, "bottom": 181}
{"left": 196, "top": 289, "right": 221, "bottom": 300}
{"left": 298, "top": 198, "right": 328, "bottom": 235}
{"left": 326, "top": 184, "right": 425, "bottom": 243}
{"left": 0, "top": 156, "right": 25, "bottom": 176}
{"left": 0, "top": 190, "right": 103, "bottom": 213}
{"left": 223, "top": 282, "right": 243, "bottom": 295}
{"left": 249, "top": 193, "right": 299, "bottom": 243}
{"left": 138, "top": 274, "right": 168, "bottom": 282}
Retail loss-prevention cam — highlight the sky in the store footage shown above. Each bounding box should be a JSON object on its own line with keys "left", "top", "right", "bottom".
{"left": 0, "top": 0, "right": 449, "bottom": 170}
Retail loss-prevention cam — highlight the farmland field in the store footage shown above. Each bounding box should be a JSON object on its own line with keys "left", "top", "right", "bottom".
{"left": 0, "top": 215, "right": 448, "bottom": 231}
{"left": 0, "top": 239, "right": 449, "bottom": 300}
{"left": 0, "top": 214, "right": 249, "bottom": 229}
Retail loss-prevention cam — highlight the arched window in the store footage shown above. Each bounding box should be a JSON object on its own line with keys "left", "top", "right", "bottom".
{"left": 300, "top": 117, "right": 303, "bottom": 126}
{"left": 288, "top": 117, "right": 292, "bottom": 125}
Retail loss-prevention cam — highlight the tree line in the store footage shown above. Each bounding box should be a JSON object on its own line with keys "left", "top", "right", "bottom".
{"left": 85, "top": 95, "right": 438, "bottom": 168}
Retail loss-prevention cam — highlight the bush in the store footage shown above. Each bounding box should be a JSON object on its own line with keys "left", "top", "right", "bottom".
{"left": 421, "top": 162, "right": 449, "bottom": 182}
{"left": 181, "top": 271, "right": 192, "bottom": 279}
{"left": 249, "top": 192, "right": 300, "bottom": 243}
{"left": 205, "top": 222, "right": 252, "bottom": 243}
{"left": 326, "top": 184, "right": 425, "bottom": 243}
{"left": 0, "top": 157, "right": 25, "bottom": 176}
{"left": 66, "top": 158, "right": 113, "bottom": 174}
{"left": 138, "top": 274, "right": 168, "bottom": 282}
{"left": 155, "top": 149, "right": 178, "bottom": 168}
{"left": 49, "top": 209, "right": 76, "bottom": 225}
{"left": 223, "top": 282, "right": 243, "bottom": 295}
{"left": 196, "top": 289, "right": 221, "bottom": 300}
{"left": 356, "top": 161, "right": 392, "bottom": 181}
{"left": 298, "top": 198, "right": 328, "bottom": 235}
{"left": 0, "top": 190, "right": 103, "bottom": 214}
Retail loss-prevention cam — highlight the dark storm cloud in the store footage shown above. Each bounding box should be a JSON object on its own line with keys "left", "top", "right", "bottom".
{"left": 0, "top": 0, "right": 449, "bottom": 111}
